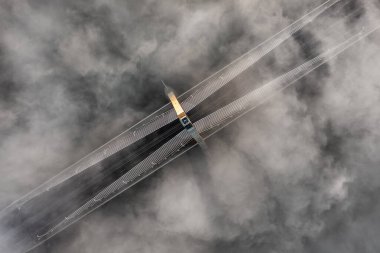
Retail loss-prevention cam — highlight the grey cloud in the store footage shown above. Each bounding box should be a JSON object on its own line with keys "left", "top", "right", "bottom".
{"left": 1, "top": 0, "right": 380, "bottom": 252}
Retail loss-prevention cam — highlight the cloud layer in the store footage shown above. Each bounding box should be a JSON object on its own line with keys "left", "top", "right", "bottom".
{"left": 1, "top": 0, "right": 380, "bottom": 252}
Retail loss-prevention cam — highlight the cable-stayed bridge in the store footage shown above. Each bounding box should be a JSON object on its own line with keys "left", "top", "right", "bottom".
{"left": 0, "top": 0, "right": 379, "bottom": 252}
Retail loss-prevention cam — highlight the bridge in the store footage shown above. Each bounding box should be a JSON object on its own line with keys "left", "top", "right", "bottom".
{"left": 0, "top": 0, "right": 379, "bottom": 252}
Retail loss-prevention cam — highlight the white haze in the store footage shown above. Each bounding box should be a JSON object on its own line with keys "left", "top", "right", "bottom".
{"left": 1, "top": 0, "right": 380, "bottom": 252}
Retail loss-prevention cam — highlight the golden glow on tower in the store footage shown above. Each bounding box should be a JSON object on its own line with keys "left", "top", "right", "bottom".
{"left": 167, "top": 91, "right": 186, "bottom": 118}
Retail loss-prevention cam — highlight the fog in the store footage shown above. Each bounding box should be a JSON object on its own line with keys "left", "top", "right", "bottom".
{"left": 1, "top": 0, "right": 380, "bottom": 252}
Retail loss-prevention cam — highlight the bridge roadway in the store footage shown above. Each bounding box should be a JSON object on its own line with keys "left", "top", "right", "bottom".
{"left": 0, "top": 78, "right": 242, "bottom": 253}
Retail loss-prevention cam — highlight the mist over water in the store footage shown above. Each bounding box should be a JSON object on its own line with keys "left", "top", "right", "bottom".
{"left": 1, "top": 0, "right": 380, "bottom": 252}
